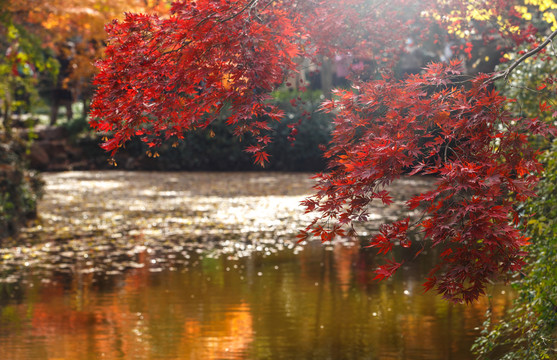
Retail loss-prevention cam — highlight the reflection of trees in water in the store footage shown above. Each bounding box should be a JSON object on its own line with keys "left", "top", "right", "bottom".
{"left": 6, "top": 264, "right": 253, "bottom": 359}
{"left": 294, "top": 243, "right": 515, "bottom": 359}
{"left": 0, "top": 244, "right": 515, "bottom": 360}
{"left": 180, "top": 304, "right": 253, "bottom": 359}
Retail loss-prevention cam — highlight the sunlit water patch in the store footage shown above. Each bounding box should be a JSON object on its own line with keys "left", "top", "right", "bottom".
{"left": 1, "top": 172, "right": 433, "bottom": 281}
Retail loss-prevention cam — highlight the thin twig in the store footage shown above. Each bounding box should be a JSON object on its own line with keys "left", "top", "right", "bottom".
{"left": 492, "top": 28, "right": 557, "bottom": 82}
{"left": 218, "top": 0, "right": 260, "bottom": 23}
{"left": 194, "top": 0, "right": 260, "bottom": 28}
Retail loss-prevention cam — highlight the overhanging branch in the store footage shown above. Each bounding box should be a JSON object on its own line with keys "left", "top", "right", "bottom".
{"left": 195, "top": 0, "right": 260, "bottom": 28}
{"left": 492, "top": 28, "right": 557, "bottom": 82}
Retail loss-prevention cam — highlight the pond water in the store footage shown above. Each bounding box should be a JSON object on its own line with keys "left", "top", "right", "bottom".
{"left": 0, "top": 172, "right": 513, "bottom": 359}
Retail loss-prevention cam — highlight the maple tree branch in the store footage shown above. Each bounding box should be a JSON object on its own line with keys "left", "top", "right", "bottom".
{"left": 218, "top": 0, "right": 260, "bottom": 22}
{"left": 195, "top": 0, "right": 260, "bottom": 28}
{"left": 492, "top": 28, "right": 557, "bottom": 82}
{"left": 163, "top": 0, "right": 265, "bottom": 62}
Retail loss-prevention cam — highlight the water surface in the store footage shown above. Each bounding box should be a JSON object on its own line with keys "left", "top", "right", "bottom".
{"left": 0, "top": 172, "right": 513, "bottom": 359}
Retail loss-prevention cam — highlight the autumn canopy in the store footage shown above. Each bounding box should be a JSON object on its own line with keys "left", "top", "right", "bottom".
{"left": 90, "top": 0, "right": 557, "bottom": 303}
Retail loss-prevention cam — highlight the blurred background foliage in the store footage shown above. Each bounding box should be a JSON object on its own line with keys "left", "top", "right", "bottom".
{"left": 498, "top": 43, "right": 557, "bottom": 150}
{"left": 472, "top": 139, "right": 557, "bottom": 360}
{"left": 0, "top": 134, "right": 43, "bottom": 240}
{"left": 66, "top": 88, "right": 332, "bottom": 172}
{"left": 472, "top": 24, "right": 557, "bottom": 357}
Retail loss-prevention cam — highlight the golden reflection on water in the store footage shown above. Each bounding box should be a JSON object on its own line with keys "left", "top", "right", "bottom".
{"left": 0, "top": 243, "right": 513, "bottom": 360}
{"left": 180, "top": 304, "right": 253, "bottom": 359}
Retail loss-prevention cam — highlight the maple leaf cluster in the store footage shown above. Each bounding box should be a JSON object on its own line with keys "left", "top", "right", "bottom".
{"left": 91, "top": 0, "right": 304, "bottom": 165}
{"left": 91, "top": 0, "right": 436, "bottom": 160}
{"left": 300, "top": 61, "right": 552, "bottom": 303}
{"left": 91, "top": 0, "right": 557, "bottom": 303}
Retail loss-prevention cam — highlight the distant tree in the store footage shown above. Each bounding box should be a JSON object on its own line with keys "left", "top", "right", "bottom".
{"left": 90, "top": 0, "right": 556, "bottom": 303}
{"left": 0, "top": 0, "right": 59, "bottom": 134}
{"left": 5, "top": 0, "right": 170, "bottom": 124}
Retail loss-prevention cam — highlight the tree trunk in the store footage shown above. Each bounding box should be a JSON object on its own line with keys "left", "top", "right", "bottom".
{"left": 320, "top": 56, "right": 333, "bottom": 99}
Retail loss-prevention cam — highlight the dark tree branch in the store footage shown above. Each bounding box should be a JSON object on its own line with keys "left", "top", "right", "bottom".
{"left": 195, "top": 0, "right": 260, "bottom": 28}
{"left": 492, "top": 28, "right": 557, "bottom": 82}
{"left": 219, "top": 0, "right": 260, "bottom": 23}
